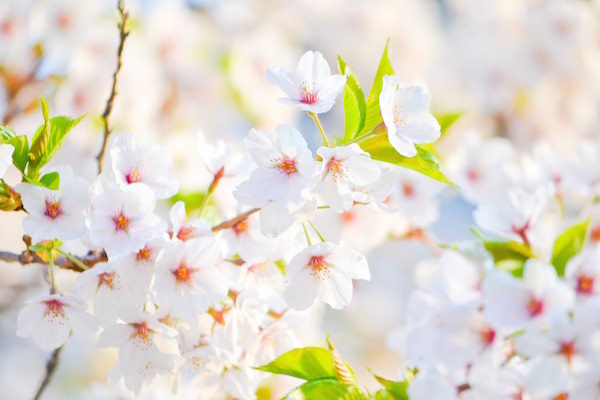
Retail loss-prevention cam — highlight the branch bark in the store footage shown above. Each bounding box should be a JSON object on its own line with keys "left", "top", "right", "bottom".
{"left": 211, "top": 208, "right": 260, "bottom": 232}
{"left": 0, "top": 249, "right": 107, "bottom": 272}
{"left": 96, "top": 0, "right": 130, "bottom": 172}
{"left": 32, "top": 346, "right": 63, "bottom": 400}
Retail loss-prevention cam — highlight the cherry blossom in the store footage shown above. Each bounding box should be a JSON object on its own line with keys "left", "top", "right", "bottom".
{"left": 315, "top": 144, "right": 381, "bottom": 213}
{"left": 17, "top": 293, "right": 97, "bottom": 351}
{"left": 16, "top": 165, "right": 89, "bottom": 243}
{"left": 267, "top": 50, "right": 346, "bottom": 114}
{"left": 88, "top": 179, "right": 166, "bottom": 259}
{"left": 234, "top": 125, "right": 317, "bottom": 235}
{"left": 108, "top": 133, "right": 179, "bottom": 200}
{"left": 284, "top": 242, "right": 370, "bottom": 310}
{"left": 0, "top": 143, "right": 13, "bottom": 178}
{"left": 379, "top": 76, "right": 440, "bottom": 158}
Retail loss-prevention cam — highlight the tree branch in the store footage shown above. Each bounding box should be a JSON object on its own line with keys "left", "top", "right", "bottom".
{"left": 32, "top": 346, "right": 63, "bottom": 400}
{"left": 0, "top": 248, "right": 107, "bottom": 272}
{"left": 96, "top": 0, "right": 130, "bottom": 172}
{"left": 211, "top": 208, "right": 260, "bottom": 232}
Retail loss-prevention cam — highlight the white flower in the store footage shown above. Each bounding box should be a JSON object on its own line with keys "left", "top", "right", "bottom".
{"left": 153, "top": 238, "right": 228, "bottom": 318}
{"left": 315, "top": 144, "right": 381, "bottom": 213}
{"left": 17, "top": 293, "right": 97, "bottom": 351}
{"left": 565, "top": 248, "right": 600, "bottom": 298}
{"left": 267, "top": 50, "right": 346, "bottom": 114}
{"left": 474, "top": 184, "right": 555, "bottom": 247}
{"left": 219, "top": 212, "right": 275, "bottom": 262}
{"left": 88, "top": 179, "right": 166, "bottom": 259}
{"left": 118, "top": 238, "right": 165, "bottom": 307}
{"left": 284, "top": 242, "right": 370, "bottom": 310}
{"left": 16, "top": 165, "right": 89, "bottom": 243}
{"left": 483, "top": 260, "right": 575, "bottom": 331}
{"left": 408, "top": 369, "right": 455, "bottom": 400}
{"left": 72, "top": 262, "right": 131, "bottom": 326}
{"left": 108, "top": 133, "right": 179, "bottom": 200}
{"left": 169, "top": 200, "right": 210, "bottom": 242}
{"left": 97, "top": 308, "right": 179, "bottom": 394}
{"left": 234, "top": 125, "right": 317, "bottom": 235}
{"left": 379, "top": 76, "right": 440, "bottom": 157}
{"left": 197, "top": 130, "right": 246, "bottom": 177}
{"left": 0, "top": 143, "right": 13, "bottom": 179}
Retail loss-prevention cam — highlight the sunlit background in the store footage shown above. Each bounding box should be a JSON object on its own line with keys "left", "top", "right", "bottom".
{"left": 2, "top": 0, "right": 600, "bottom": 398}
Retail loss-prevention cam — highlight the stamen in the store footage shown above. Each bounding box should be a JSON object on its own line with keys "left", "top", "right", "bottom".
{"left": 173, "top": 264, "right": 193, "bottom": 284}
{"left": 44, "top": 198, "right": 63, "bottom": 220}
{"left": 113, "top": 211, "right": 130, "bottom": 232}
{"left": 299, "top": 81, "right": 318, "bottom": 104}
{"left": 276, "top": 155, "right": 298, "bottom": 176}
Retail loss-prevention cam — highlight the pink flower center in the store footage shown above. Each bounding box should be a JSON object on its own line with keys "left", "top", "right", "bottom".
{"left": 44, "top": 299, "right": 65, "bottom": 318}
{"left": 590, "top": 226, "right": 600, "bottom": 243}
{"left": 308, "top": 255, "right": 329, "bottom": 279}
{"left": 479, "top": 326, "right": 496, "bottom": 347}
{"left": 576, "top": 274, "right": 595, "bottom": 295}
{"left": 299, "top": 81, "right": 317, "bottom": 104}
{"left": 232, "top": 219, "right": 249, "bottom": 236}
{"left": 402, "top": 182, "right": 414, "bottom": 197}
{"left": 136, "top": 245, "right": 152, "bottom": 263}
{"left": 466, "top": 167, "right": 479, "bottom": 182}
{"left": 326, "top": 157, "right": 346, "bottom": 182}
{"left": 512, "top": 221, "right": 531, "bottom": 247}
{"left": 393, "top": 104, "right": 406, "bottom": 127}
{"left": 113, "top": 212, "right": 130, "bottom": 232}
{"left": 1, "top": 20, "right": 15, "bottom": 36}
{"left": 44, "top": 199, "right": 63, "bottom": 220}
{"left": 177, "top": 225, "right": 197, "bottom": 241}
{"left": 276, "top": 155, "right": 298, "bottom": 176}
{"left": 98, "top": 271, "right": 116, "bottom": 290}
{"left": 527, "top": 297, "right": 544, "bottom": 317}
{"left": 559, "top": 341, "right": 576, "bottom": 364}
{"left": 125, "top": 168, "right": 142, "bottom": 184}
{"left": 131, "top": 321, "right": 152, "bottom": 343}
{"left": 173, "top": 264, "right": 194, "bottom": 284}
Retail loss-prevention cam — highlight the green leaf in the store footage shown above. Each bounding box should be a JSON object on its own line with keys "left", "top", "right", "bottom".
{"left": 370, "top": 371, "right": 409, "bottom": 400}
{"left": 338, "top": 55, "right": 366, "bottom": 143}
{"left": 482, "top": 240, "right": 534, "bottom": 278}
{"left": 275, "top": 258, "right": 287, "bottom": 275}
{"left": 358, "top": 131, "right": 451, "bottom": 184}
{"left": 169, "top": 191, "right": 207, "bottom": 213}
{"left": 28, "top": 105, "right": 85, "bottom": 179}
{"left": 551, "top": 219, "right": 590, "bottom": 277}
{"left": 361, "top": 40, "right": 394, "bottom": 136}
{"left": 256, "top": 347, "right": 337, "bottom": 381}
{"left": 0, "top": 125, "right": 16, "bottom": 141}
{"left": 283, "top": 378, "right": 359, "bottom": 400}
{"left": 8, "top": 135, "right": 29, "bottom": 173}
{"left": 39, "top": 171, "right": 60, "bottom": 190}
{"left": 434, "top": 112, "right": 462, "bottom": 136}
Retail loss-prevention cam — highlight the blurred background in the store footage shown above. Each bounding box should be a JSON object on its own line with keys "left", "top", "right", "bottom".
{"left": 1, "top": 0, "right": 600, "bottom": 398}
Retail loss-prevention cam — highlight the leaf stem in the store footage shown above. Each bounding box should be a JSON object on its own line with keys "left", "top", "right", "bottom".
{"left": 57, "top": 249, "right": 89, "bottom": 271}
{"left": 308, "top": 112, "right": 330, "bottom": 147}
{"left": 308, "top": 220, "right": 326, "bottom": 243}
{"left": 302, "top": 223, "right": 312, "bottom": 246}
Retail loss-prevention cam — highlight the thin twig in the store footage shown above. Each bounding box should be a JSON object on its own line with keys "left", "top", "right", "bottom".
{"left": 211, "top": 208, "right": 260, "bottom": 232}
{"left": 0, "top": 249, "right": 107, "bottom": 272}
{"left": 32, "top": 346, "right": 63, "bottom": 400}
{"left": 96, "top": 0, "right": 130, "bottom": 172}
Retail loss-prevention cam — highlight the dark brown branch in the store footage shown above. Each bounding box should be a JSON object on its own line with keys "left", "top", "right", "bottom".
{"left": 32, "top": 346, "right": 63, "bottom": 400}
{"left": 211, "top": 208, "right": 260, "bottom": 232}
{"left": 96, "top": 0, "right": 130, "bottom": 172}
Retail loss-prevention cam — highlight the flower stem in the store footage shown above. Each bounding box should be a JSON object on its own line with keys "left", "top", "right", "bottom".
{"left": 199, "top": 166, "right": 225, "bottom": 218}
{"left": 308, "top": 112, "right": 330, "bottom": 147}
{"left": 302, "top": 223, "right": 312, "bottom": 246}
{"left": 308, "top": 220, "right": 326, "bottom": 243}
{"left": 57, "top": 249, "right": 89, "bottom": 271}
{"left": 49, "top": 256, "right": 56, "bottom": 294}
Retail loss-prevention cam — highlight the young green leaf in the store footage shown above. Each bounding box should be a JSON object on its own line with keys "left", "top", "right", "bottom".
{"left": 169, "top": 191, "right": 207, "bottom": 213}
{"left": 283, "top": 378, "right": 359, "bottom": 400}
{"left": 371, "top": 374, "right": 409, "bottom": 400}
{"left": 8, "top": 135, "right": 29, "bottom": 173}
{"left": 358, "top": 131, "right": 452, "bottom": 184}
{"left": 28, "top": 110, "right": 85, "bottom": 179}
{"left": 256, "top": 347, "right": 337, "bottom": 381}
{"left": 338, "top": 55, "right": 366, "bottom": 142}
{"left": 39, "top": 171, "right": 60, "bottom": 190}
{"left": 551, "top": 219, "right": 590, "bottom": 277}
{"left": 434, "top": 112, "right": 462, "bottom": 136}
{"left": 0, "top": 126, "right": 16, "bottom": 141}
{"left": 361, "top": 40, "right": 394, "bottom": 136}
